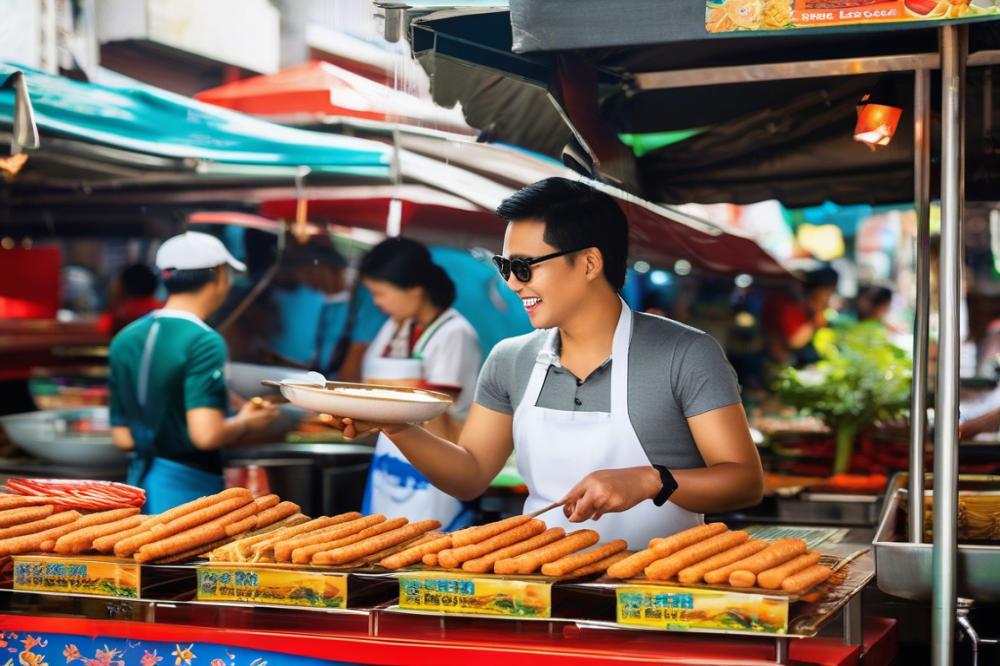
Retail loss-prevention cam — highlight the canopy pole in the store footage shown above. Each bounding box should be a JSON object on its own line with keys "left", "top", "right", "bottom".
{"left": 932, "top": 24, "right": 966, "bottom": 666}
{"left": 909, "top": 67, "right": 931, "bottom": 543}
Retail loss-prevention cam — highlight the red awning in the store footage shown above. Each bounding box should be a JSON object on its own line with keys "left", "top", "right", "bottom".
{"left": 258, "top": 184, "right": 505, "bottom": 238}
{"left": 195, "top": 61, "right": 470, "bottom": 134}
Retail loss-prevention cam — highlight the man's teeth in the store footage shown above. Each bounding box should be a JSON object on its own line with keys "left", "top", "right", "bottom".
{"left": 523, "top": 297, "right": 542, "bottom": 307}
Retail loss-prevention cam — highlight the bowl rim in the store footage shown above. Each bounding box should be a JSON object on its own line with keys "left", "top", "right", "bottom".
{"left": 278, "top": 380, "right": 453, "bottom": 405}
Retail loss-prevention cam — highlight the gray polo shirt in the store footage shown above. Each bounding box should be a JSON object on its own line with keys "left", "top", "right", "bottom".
{"left": 474, "top": 311, "right": 741, "bottom": 470}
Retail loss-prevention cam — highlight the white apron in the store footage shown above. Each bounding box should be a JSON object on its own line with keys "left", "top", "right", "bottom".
{"left": 361, "top": 315, "right": 471, "bottom": 531}
{"left": 512, "top": 299, "right": 702, "bottom": 549}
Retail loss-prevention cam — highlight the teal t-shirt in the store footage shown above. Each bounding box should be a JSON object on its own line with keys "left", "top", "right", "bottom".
{"left": 109, "top": 310, "right": 229, "bottom": 473}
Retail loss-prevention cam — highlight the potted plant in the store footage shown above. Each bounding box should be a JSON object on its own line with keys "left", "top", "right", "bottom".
{"left": 773, "top": 322, "right": 912, "bottom": 475}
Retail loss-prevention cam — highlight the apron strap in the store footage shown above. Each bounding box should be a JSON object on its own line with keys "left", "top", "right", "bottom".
{"left": 609, "top": 298, "right": 633, "bottom": 416}
{"left": 413, "top": 311, "right": 457, "bottom": 358}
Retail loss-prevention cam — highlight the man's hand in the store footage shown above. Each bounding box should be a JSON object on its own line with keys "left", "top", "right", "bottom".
{"left": 236, "top": 399, "right": 280, "bottom": 431}
{"left": 337, "top": 417, "right": 411, "bottom": 440}
{"left": 561, "top": 466, "right": 662, "bottom": 522}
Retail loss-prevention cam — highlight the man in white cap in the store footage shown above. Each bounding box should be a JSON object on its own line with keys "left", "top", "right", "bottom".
{"left": 109, "top": 232, "right": 278, "bottom": 512}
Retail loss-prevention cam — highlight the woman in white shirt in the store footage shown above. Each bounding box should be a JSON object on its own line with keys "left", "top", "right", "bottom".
{"left": 358, "top": 237, "right": 481, "bottom": 529}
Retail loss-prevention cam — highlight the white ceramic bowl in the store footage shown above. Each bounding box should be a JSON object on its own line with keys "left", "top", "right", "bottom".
{"left": 278, "top": 381, "right": 452, "bottom": 425}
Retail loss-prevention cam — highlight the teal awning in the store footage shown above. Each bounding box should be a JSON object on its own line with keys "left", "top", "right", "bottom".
{"left": 0, "top": 64, "right": 392, "bottom": 177}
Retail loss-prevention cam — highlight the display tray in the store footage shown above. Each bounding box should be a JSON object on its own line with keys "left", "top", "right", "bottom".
{"left": 2, "top": 554, "right": 194, "bottom": 601}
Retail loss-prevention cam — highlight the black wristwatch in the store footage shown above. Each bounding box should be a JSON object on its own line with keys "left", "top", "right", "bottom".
{"left": 651, "top": 464, "right": 678, "bottom": 506}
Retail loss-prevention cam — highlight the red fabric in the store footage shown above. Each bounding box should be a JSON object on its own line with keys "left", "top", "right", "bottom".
{"left": 111, "top": 296, "right": 163, "bottom": 333}
{"left": 0, "top": 246, "right": 61, "bottom": 319}
{"left": 763, "top": 292, "right": 810, "bottom": 339}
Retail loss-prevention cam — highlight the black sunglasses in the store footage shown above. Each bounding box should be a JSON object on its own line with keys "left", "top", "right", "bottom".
{"left": 492, "top": 247, "right": 590, "bottom": 283}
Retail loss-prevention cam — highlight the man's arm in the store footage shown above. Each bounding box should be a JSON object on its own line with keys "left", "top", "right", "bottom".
{"left": 111, "top": 426, "right": 135, "bottom": 452}
{"left": 187, "top": 400, "right": 278, "bottom": 451}
{"left": 343, "top": 402, "right": 514, "bottom": 500}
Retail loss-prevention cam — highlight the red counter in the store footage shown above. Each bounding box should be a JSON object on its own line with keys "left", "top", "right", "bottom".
{"left": 0, "top": 611, "right": 895, "bottom": 666}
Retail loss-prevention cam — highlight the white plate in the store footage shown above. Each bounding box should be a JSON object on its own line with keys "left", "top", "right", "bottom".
{"left": 277, "top": 381, "right": 453, "bottom": 424}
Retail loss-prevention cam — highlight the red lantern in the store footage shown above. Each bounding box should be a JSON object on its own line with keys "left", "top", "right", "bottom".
{"left": 854, "top": 92, "right": 902, "bottom": 150}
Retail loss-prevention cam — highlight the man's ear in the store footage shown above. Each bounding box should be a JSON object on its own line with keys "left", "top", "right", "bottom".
{"left": 583, "top": 248, "right": 604, "bottom": 283}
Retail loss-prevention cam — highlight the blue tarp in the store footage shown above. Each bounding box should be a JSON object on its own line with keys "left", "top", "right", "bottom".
{"left": 0, "top": 64, "right": 392, "bottom": 176}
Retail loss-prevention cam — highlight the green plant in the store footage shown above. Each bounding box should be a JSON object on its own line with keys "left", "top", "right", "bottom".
{"left": 773, "top": 322, "right": 911, "bottom": 474}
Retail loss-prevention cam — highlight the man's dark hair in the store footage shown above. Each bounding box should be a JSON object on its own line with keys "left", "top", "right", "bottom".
{"left": 120, "top": 264, "right": 158, "bottom": 298}
{"left": 162, "top": 267, "right": 220, "bottom": 295}
{"left": 496, "top": 177, "right": 629, "bottom": 290}
{"left": 804, "top": 265, "right": 839, "bottom": 293}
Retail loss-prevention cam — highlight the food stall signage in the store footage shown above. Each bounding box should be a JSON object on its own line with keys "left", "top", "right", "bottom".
{"left": 616, "top": 585, "right": 789, "bottom": 634}
{"left": 196, "top": 566, "right": 346, "bottom": 609}
{"left": 706, "top": 0, "right": 995, "bottom": 34}
{"left": 398, "top": 573, "right": 552, "bottom": 618}
{"left": 12, "top": 555, "right": 140, "bottom": 598}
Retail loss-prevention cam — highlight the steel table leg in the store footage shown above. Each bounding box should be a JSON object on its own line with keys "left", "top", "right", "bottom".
{"left": 774, "top": 636, "right": 789, "bottom": 665}
{"left": 843, "top": 593, "right": 863, "bottom": 648}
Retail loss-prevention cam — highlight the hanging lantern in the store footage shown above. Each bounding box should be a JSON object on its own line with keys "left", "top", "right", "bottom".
{"left": 854, "top": 91, "right": 902, "bottom": 150}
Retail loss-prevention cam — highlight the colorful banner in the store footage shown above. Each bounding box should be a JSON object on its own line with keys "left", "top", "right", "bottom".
{"left": 706, "top": 0, "right": 998, "bottom": 33}
{"left": 398, "top": 573, "right": 551, "bottom": 618}
{"left": 12, "top": 556, "right": 139, "bottom": 599}
{"left": 616, "top": 585, "right": 789, "bottom": 634}
{"left": 197, "top": 567, "right": 346, "bottom": 609}
{"left": 0, "top": 629, "right": 350, "bottom": 666}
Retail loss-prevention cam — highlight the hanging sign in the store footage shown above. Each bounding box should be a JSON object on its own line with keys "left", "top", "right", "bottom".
{"left": 706, "top": 0, "right": 997, "bottom": 34}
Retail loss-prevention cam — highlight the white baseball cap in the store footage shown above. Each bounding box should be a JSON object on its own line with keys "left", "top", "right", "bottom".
{"left": 155, "top": 231, "right": 246, "bottom": 272}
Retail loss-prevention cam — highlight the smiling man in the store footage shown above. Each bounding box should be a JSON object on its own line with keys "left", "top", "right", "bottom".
{"left": 342, "top": 177, "right": 763, "bottom": 547}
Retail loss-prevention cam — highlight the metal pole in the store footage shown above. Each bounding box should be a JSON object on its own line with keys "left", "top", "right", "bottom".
{"left": 932, "top": 24, "right": 966, "bottom": 666}
{"left": 909, "top": 67, "right": 932, "bottom": 543}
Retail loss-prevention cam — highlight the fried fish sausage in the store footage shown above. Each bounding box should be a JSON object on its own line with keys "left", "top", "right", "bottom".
{"left": 312, "top": 520, "right": 440, "bottom": 566}
{"left": 54, "top": 514, "right": 146, "bottom": 555}
{"left": 757, "top": 552, "right": 822, "bottom": 590}
{"left": 134, "top": 502, "right": 262, "bottom": 563}
{"left": 780, "top": 564, "right": 832, "bottom": 593}
{"left": 117, "top": 495, "right": 253, "bottom": 557}
{"left": 677, "top": 540, "right": 769, "bottom": 585}
{"left": 0, "top": 512, "right": 85, "bottom": 556}
{"left": 728, "top": 570, "right": 757, "bottom": 587}
{"left": 495, "top": 529, "right": 599, "bottom": 575}
{"left": 253, "top": 501, "right": 300, "bottom": 529}
{"left": 606, "top": 548, "right": 662, "bottom": 580}
{"left": 274, "top": 515, "right": 387, "bottom": 562}
{"left": 291, "top": 518, "right": 408, "bottom": 565}
{"left": 648, "top": 523, "right": 728, "bottom": 554}
{"left": 0, "top": 511, "right": 81, "bottom": 541}
{"left": 541, "top": 540, "right": 628, "bottom": 578}
{"left": 450, "top": 515, "right": 533, "bottom": 548}
{"left": 703, "top": 538, "right": 808, "bottom": 585}
{"left": 438, "top": 520, "right": 546, "bottom": 569}
{"left": 246, "top": 513, "right": 360, "bottom": 560}
{"left": 0, "top": 506, "right": 54, "bottom": 528}
{"left": 380, "top": 535, "right": 452, "bottom": 570}
{"left": 644, "top": 531, "right": 749, "bottom": 581}
{"left": 462, "top": 527, "right": 566, "bottom": 574}
{"left": 563, "top": 550, "right": 632, "bottom": 579}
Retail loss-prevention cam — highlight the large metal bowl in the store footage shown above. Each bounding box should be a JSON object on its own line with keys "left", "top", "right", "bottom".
{"left": 226, "top": 362, "right": 311, "bottom": 400}
{"left": 0, "top": 408, "right": 127, "bottom": 467}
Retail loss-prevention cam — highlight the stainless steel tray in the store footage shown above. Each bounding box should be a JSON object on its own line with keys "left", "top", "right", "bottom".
{"left": 873, "top": 473, "right": 1000, "bottom": 601}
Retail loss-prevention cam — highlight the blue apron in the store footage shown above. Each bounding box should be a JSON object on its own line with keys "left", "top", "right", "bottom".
{"left": 125, "top": 317, "right": 224, "bottom": 514}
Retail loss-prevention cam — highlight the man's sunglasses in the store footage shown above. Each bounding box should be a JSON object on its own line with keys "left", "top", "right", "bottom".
{"left": 492, "top": 247, "right": 590, "bottom": 283}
